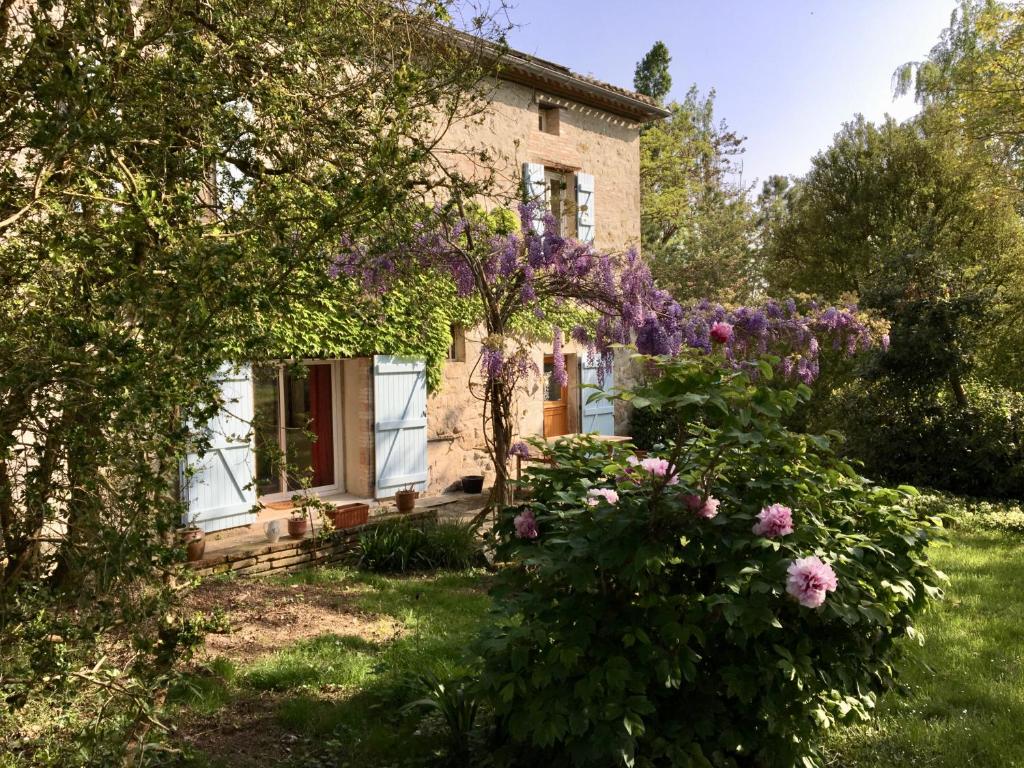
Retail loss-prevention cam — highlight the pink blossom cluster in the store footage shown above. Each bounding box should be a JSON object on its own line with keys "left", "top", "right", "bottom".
{"left": 684, "top": 494, "right": 720, "bottom": 519}
{"left": 586, "top": 488, "right": 620, "bottom": 506}
{"left": 627, "top": 455, "right": 679, "bottom": 485}
{"left": 753, "top": 504, "right": 794, "bottom": 538}
{"left": 786, "top": 556, "right": 838, "bottom": 608}
{"left": 513, "top": 509, "right": 539, "bottom": 540}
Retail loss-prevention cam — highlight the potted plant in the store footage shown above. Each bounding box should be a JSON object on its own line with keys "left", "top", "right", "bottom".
{"left": 287, "top": 498, "right": 310, "bottom": 539}
{"left": 395, "top": 485, "right": 418, "bottom": 513}
{"left": 329, "top": 502, "right": 370, "bottom": 529}
{"left": 178, "top": 519, "right": 206, "bottom": 562}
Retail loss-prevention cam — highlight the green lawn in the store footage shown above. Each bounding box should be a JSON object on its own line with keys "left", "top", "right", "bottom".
{"left": 825, "top": 529, "right": 1024, "bottom": 767}
{"left": 174, "top": 527, "right": 1024, "bottom": 767}
{"left": 172, "top": 569, "right": 495, "bottom": 767}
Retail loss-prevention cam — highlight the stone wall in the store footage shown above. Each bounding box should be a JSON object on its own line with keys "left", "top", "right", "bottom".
{"left": 421, "top": 78, "right": 644, "bottom": 495}
{"left": 439, "top": 78, "right": 643, "bottom": 253}
{"left": 189, "top": 509, "right": 438, "bottom": 578}
{"left": 342, "top": 357, "right": 375, "bottom": 498}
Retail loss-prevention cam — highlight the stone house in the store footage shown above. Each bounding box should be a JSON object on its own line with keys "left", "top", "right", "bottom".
{"left": 182, "top": 46, "right": 668, "bottom": 533}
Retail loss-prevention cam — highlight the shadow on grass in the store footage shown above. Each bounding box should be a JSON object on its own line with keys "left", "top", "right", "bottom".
{"left": 170, "top": 569, "right": 495, "bottom": 767}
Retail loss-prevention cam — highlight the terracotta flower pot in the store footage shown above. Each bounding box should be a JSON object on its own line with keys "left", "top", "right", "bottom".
{"left": 330, "top": 503, "right": 369, "bottom": 529}
{"left": 395, "top": 490, "right": 418, "bottom": 513}
{"left": 287, "top": 516, "right": 309, "bottom": 539}
{"left": 180, "top": 527, "right": 206, "bottom": 562}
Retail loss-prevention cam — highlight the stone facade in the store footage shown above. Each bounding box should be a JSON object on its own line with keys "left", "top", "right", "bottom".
{"left": 422, "top": 75, "right": 654, "bottom": 495}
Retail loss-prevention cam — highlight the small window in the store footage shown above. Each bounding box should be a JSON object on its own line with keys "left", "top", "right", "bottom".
{"left": 538, "top": 105, "right": 560, "bottom": 136}
{"left": 447, "top": 325, "right": 466, "bottom": 362}
{"left": 544, "top": 170, "right": 575, "bottom": 237}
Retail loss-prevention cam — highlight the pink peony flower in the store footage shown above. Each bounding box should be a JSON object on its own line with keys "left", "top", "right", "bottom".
{"left": 684, "top": 493, "right": 719, "bottom": 519}
{"left": 513, "top": 509, "right": 539, "bottom": 539}
{"left": 710, "top": 321, "right": 734, "bottom": 344}
{"left": 637, "top": 457, "right": 679, "bottom": 485}
{"left": 587, "top": 488, "right": 620, "bottom": 506}
{"left": 753, "top": 503, "right": 794, "bottom": 538}
{"left": 786, "top": 556, "right": 838, "bottom": 608}
{"left": 696, "top": 496, "right": 720, "bottom": 519}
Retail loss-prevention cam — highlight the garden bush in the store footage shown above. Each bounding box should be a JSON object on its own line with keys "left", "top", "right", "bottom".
{"left": 820, "top": 379, "right": 1024, "bottom": 502}
{"left": 357, "top": 519, "right": 481, "bottom": 573}
{"left": 476, "top": 354, "right": 945, "bottom": 768}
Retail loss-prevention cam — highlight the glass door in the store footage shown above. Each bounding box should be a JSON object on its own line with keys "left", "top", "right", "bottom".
{"left": 253, "top": 362, "right": 339, "bottom": 497}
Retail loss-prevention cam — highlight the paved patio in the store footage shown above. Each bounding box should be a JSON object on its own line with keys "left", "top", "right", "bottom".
{"left": 200, "top": 489, "right": 490, "bottom": 564}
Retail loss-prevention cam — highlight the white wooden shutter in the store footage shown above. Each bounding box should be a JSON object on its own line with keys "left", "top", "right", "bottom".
{"left": 522, "top": 162, "right": 547, "bottom": 236}
{"left": 181, "top": 364, "right": 257, "bottom": 532}
{"left": 373, "top": 355, "right": 428, "bottom": 499}
{"left": 576, "top": 172, "right": 595, "bottom": 244}
{"left": 581, "top": 355, "right": 615, "bottom": 435}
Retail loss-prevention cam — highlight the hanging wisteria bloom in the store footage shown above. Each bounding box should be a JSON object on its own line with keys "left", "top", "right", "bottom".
{"left": 684, "top": 494, "right": 720, "bottom": 519}
{"left": 509, "top": 441, "right": 531, "bottom": 459}
{"left": 587, "top": 488, "right": 620, "bottom": 506}
{"left": 674, "top": 299, "right": 884, "bottom": 384}
{"left": 753, "top": 503, "right": 794, "bottom": 538}
{"left": 514, "top": 509, "right": 539, "bottom": 540}
{"left": 786, "top": 556, "right": 838, "bottom": 608}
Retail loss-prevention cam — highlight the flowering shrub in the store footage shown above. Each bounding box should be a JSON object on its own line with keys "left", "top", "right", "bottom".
{"left": 476, "top": 354, "right": 944, "bottom": 768}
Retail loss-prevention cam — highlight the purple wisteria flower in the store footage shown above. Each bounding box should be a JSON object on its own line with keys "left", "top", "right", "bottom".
{"left": 586, "top": 488, "right": 620, "bottom": 506}
{"left": 509, "top": 441, "right": 531, "bottom": 459}
{"left": 513, "top": 509, "right": 539, "bottom": 540}
{"left": 753, "top": 504, "right": 794, "bottom": 538}
{"left": 552, "top": 327, "right": 567, "bottom": 387}
{"left": 786, "top": 556, "right": 838, "bottom": 608}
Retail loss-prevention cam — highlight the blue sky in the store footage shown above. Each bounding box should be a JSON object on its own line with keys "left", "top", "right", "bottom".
{"left": 504, "top": 0, "right": 959, "bottom": 190}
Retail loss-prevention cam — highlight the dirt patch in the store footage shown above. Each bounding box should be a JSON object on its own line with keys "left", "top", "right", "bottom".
{"left": 175, "top": 692, "right": 304, "bottom": 768}
{"left": 186, "top": 578, "right": 402, "bottom": 665}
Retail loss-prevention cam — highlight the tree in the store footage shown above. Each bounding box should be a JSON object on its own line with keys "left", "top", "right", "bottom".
{"left": 335, "top": 203, "right": 685, "bottom": 514}
{"left": 761, "top": 112, "right": 1024, "bottom": 495}
{"left": 633, "top": 41, "right": 673, "bottom": 104}
{"left": 896, "top": 0, "right": 1024, "bottom": 194}
{"left": 0, "top": 0, "right": 505, "bottom": 758}
{"left": 640, "top": 87, "right": 757, "bottom": 303}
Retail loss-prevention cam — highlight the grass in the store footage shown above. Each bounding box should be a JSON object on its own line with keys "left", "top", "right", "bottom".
{"left": 826, "top": 529, "right": 1024, "bottom": 767}
{"left": 170, "top": 568, "right": 494, "bottom": 767}
{"left": 173, "top": 512, "right": 1024, "bottom": 768}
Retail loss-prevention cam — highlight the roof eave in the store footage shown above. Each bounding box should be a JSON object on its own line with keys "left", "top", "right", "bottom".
{"left": 498, "top": 54, "right": 671, "bottom": 123}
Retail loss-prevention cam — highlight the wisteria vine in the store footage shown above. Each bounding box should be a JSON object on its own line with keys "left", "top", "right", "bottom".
{"left": 329, "top": 200, "right": 884, "bottom": 513}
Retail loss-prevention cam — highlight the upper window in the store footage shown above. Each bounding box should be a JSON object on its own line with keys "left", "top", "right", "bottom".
{"left": 545, "top": 170, "right": 575, "bottom": 237}
{"left": 538, "top": 105, "right": 560, "bottom": 136}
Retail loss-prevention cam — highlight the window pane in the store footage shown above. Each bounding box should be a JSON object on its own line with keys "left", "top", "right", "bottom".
{"left": 254, "top": 366, "right": 282, "bottom": 496}
{"left": 543, "top": 362, "right": 562, "bottom": 402}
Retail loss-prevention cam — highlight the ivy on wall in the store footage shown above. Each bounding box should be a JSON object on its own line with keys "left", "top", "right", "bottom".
{"left": 251, "top": 270, "right": 480, "bottom": 390}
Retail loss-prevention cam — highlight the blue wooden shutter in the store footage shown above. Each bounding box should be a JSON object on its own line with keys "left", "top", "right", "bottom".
{"left": 373, "top": 355, "right": 428, "bottom": 498}
{"left": 522, "top": 162, "right": 547, "bottom": 235}
{"left": 581, "top": 355, "right": 615, "bottom": 435}
{"left": 181, "top": 364, "right": 257, "bottom": 532}
{"left": 576, "top": 172, "right": 595, "bottom": 244}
